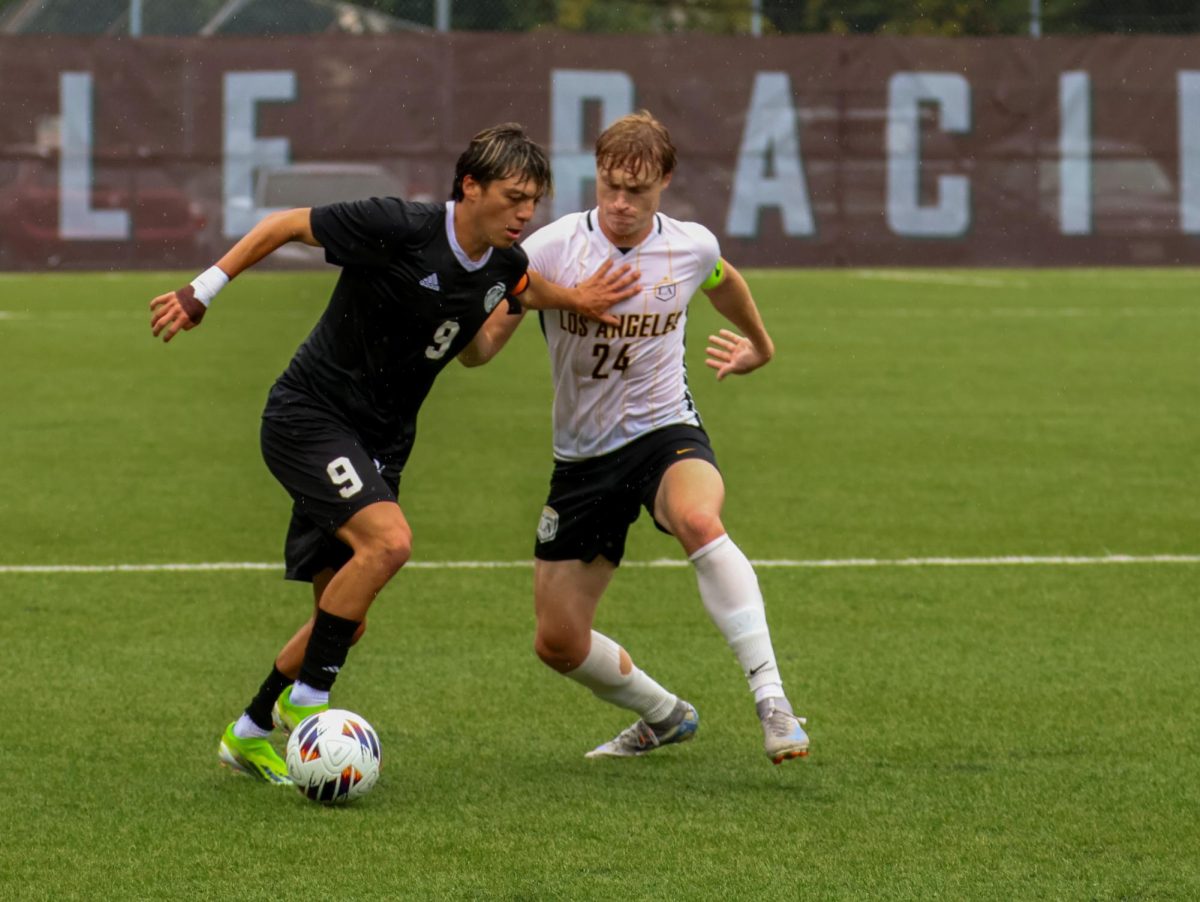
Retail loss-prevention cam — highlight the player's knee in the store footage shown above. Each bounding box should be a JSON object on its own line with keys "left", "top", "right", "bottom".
{"left": 533, "top": 631, "right": 564, "bottom": 669}
{"left": 357, "top": 526, "right": 412, "bottom": 576}
{"left": 674, "top": 508, "right": 724, "bottom": 549}
{"left": 379, "top": 529, "right": 412, "bottom": 572}
{"left": 351, "top": 619, "right": 367, "bottom": 645}
{"left": 534, "top": 625, "right": 587, "bottom": 673}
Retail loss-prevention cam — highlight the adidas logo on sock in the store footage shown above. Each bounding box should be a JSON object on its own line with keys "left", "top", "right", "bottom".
{"left": 419, "top": 272, "right": 440, "bottom": 291}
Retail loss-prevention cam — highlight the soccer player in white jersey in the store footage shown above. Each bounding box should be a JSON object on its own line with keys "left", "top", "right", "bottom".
{"left": 460, "top": 111, "right": 809, "bottom": 764}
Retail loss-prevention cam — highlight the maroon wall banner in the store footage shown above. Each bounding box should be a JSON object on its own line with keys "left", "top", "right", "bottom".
{"left": 2, "top": 32, "right": 1200, "bottom": 269}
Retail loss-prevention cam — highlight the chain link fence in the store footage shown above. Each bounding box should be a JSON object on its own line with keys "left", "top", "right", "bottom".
{"left": 4, "top": 0, "right": 1200, "bottom": 36}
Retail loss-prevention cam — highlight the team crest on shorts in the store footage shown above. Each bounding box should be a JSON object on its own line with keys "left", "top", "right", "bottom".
{"left": 653, "top": 280, "right": 677, "bottom": 302}
{"left": 483, "top": 282, "right": 507, "bottom": 313}
{"left": 537, "top": 506, "right": 559, "bottom": 543}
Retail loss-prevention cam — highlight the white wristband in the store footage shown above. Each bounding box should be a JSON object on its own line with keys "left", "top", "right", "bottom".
{"left": 189, "top": 265, "right": 230, "bottom": 307}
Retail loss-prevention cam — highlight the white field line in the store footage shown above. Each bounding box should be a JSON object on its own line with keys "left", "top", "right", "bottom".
{"left": 852, "top": 270, "right": 1027, "bottom": 288}
{"left": 860, "top": 306, "right": 1196, "bottom": 318}
{"left": 864, "top": 307, "right": 1190, "bottom": 316}
{"left": 0, "top": 554, "right": 1197, "bottom": 575}
{"left": 0, "top": 309, "right": 317, "bottom": 322}
{"left": 15, "top": 307, "right": 1193, "bottom": 322}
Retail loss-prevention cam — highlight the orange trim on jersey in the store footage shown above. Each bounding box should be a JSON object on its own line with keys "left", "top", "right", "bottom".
{"left": 511, "top": 273, "right": 530, "bottom": 296}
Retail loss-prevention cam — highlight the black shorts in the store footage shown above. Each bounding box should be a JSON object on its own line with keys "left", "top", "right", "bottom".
{"left": 534, "top": 424, "right": 718, "bottom": 566}
{"left": 260, "top": 415, "right": 404, "bottom": 582}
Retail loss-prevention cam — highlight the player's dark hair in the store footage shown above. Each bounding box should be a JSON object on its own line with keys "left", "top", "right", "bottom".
{"left": 595, "top": 110, "right": 677, "bottom": 180}
{"left": 451, "top": 123, "right": 553, "bottom": 201}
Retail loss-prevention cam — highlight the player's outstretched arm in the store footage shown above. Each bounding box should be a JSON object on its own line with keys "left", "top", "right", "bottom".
{"left": 702, "top": 259, "right": 775, "bottom": 382}
{"left": 519, "top": 262, "right": 638, "bottom": 326}
{"left": 149, "top": 208, "right": 319, "bottom": 343}
{"left": 458, "top": 304, "right": 527, "bottom": 367}
{"left": 460, "top": 258, "right": 634, "bottom": 365}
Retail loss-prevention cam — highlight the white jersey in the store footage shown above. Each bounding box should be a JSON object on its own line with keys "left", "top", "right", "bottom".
{"left": 522, "top": 209, "right": 721, "bottom": 461}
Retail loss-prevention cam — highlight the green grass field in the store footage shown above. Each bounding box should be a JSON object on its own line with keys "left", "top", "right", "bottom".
{"left": 2, "top": 269, "right": 1197, "bottom": 899}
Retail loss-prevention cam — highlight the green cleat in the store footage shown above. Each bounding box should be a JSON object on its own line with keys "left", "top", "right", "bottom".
{"left": 272, "top": 685, "right": 329, "bottom": 736}
{"left": 217, "top": 723, "right": 292, "bottom": 785}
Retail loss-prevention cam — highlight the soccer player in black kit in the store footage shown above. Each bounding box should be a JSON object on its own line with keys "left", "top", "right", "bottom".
{"left": 150, "top": 124, "right": 638, "bottom": 784}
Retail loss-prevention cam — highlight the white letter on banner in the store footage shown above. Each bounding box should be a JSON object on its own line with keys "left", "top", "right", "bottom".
{"left": 726, "top": 72, "right": 814, "bottom": 238}
{"left": 59, "top": 72, "right": 130, "bottom": 240}
{"left": 550, "top": 70, "right": 633, "bottom": 219}
{"left": 223, "top": 71, "right": 296, "bottom": 238}
{"left": 1179, "top": 72, "right": 1200, "bottom": 233}
{"left": 886, "top": 72, "right": 970, "bottom": 236}
{"left": 1059, "top": 71, "right": 1092, "bottom": 235}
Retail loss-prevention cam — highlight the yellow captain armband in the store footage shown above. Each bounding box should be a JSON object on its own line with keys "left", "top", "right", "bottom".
{"left": 700, "top": 257, "right": 726, "bottom": 291}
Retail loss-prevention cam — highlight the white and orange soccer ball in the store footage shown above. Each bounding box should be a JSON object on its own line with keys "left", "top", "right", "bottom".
{"left": 285, "top": 709, "right": 382, "bottom": 803}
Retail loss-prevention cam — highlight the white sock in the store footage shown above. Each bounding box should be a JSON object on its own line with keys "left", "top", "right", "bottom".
{"left": 233, "top": 713, "right": 271, "bottom": 739}
{"left": 753, "top": 683, "right": 785, "bottom": 705}
{"left": 289, "top": 681, "right": 329, "bottom": 708}
{"left": 690, "top": 534, "right": 787, "bottom": 701}
{"left": 564, "top": 631, "right": 678, "bottom": 724}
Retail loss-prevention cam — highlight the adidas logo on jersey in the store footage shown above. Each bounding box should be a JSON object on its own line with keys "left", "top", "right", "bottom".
{"left": 419, "top": 273, "right": 440, "bottom": 292}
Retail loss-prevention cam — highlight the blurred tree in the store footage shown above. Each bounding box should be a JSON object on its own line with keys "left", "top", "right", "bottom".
{"left": 372, "top": 0, "right": 432, "bottom": 25}
{"left": 8, "top": 0, "right": 1194, "bottom": 35}
{"left": 371, "top": 0, "right": 752, "bottom": 33}
{"left": 762, "top": 0, "right": 1031, "bottom": 35}
{"left": 1043, "top": 0, "right": 1200, "bottom": 33}
{"left": 762, "top": 0, "right": 1200, "bottom": 34}
{"left": 372, "top": 0, "right": 558, "bottom": 30}
{"left": 457, "top": 0, "right": 557, "bottom": 31}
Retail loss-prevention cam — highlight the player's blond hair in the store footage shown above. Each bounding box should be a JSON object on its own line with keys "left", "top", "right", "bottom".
{"left": 595, "top": 111, "right": 677, "bottom": 180}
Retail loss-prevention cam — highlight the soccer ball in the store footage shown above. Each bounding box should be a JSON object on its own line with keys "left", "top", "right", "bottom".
{"left": 285, "top": 709, "right": 382, "bottom": 804}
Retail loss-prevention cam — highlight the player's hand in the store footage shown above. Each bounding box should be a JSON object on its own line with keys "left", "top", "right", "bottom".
{"left": 705, "top": 328, "right": 771, "bottom": 381}
{"left": 573, "top": 259, "right": 639, "bottom": 326}
{"left": 149, "top": 285, "right": 206, "bottom": 343}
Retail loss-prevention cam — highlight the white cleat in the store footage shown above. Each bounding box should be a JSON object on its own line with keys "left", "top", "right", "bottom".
{"left": 758, "top": 697, "right": 809, "bottom": 764}
{"left": 585, "top": 700, "right": 699, "bottom": 758}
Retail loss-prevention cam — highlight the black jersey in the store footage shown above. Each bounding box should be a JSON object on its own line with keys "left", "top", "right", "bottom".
{"left": 263, "top": 198, "right": 528, "bottom": 461}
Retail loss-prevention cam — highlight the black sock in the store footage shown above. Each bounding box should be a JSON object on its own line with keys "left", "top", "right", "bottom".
{"left": 244, "top": 665, "right": 293, "bottom": 732}
{"left": 297, "top": 609, "right": 361, "bottom": 692}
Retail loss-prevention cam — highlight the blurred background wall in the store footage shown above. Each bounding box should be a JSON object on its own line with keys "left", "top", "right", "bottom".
{"left": 1, "top": 0, "right": 1198, "bottom": 268}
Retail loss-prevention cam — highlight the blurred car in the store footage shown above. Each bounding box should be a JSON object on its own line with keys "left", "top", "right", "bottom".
{"left": 255, "top": 162, "right": 406, "bottom": 209}
{"left": 986, "top": 138, "right": 1178, "bottom": 235}
{"left": 0, "top": 156, "right": 206, "bottom": 269}
{"left": 231, "top": 162, "right": 407, "bottom": 265}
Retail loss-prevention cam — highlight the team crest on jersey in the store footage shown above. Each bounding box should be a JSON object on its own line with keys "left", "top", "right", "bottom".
{"left": 653, "top": 280, "right": 677, "bottom": 302}
{"left": 483, "top": 282, "right": 507, "bottom": 314}
{"left": 537, "top": 506, "right": 559, "bottom": 543}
